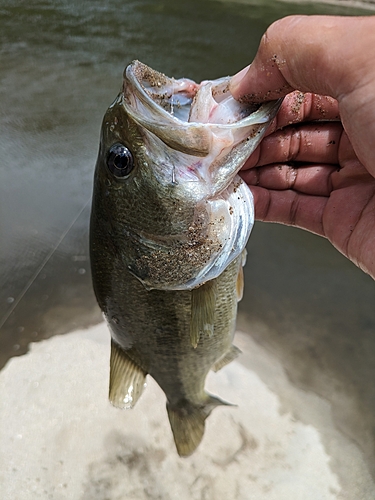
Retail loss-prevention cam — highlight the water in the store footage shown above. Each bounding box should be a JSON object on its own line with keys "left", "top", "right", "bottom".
{"left": 1, "top": 0, "right": 375, "bottom": 495}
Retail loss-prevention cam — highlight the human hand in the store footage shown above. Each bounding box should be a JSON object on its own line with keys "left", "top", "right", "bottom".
{"left": 230, "top": 15, "right": 375, "bottom": 279}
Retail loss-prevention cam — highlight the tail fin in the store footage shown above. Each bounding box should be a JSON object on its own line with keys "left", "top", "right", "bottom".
{"left": 166, "top": 394, "right": 232, "bottom": 457}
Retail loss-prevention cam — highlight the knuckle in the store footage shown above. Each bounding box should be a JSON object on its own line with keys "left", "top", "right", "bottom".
{"left": 288, "top": 127, "right": 302, "bottom": 161}
{"left": 289, "top": 192, "right": 300, "bottom": 226}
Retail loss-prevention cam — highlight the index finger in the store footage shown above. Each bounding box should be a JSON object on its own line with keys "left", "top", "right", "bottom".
{"left": 265, "top": 91, "right": 340, "bottom": 136}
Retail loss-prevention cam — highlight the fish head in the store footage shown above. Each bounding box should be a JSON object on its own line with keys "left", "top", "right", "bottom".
{"left": 92, "top": 61, "right": 281, "bottom": 291}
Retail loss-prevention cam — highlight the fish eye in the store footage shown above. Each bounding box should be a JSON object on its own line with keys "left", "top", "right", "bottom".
{"left": 107, "top": 143, "right": 134, "bottom": 178}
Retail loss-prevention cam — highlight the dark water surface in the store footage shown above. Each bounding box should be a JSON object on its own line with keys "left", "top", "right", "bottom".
{"left": 1, "top": 0, "right": 375, "bottom": 483}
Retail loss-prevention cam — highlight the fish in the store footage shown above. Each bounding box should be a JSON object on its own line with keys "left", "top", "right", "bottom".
{"left": 90, "top": 60, "right": 280, "bottom": 457}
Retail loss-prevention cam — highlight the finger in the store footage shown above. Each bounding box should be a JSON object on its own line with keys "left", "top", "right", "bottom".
{"left": 268, "top": 92, "right": 340, "bottom": 133}
{"left": 230, "top": 16, "right": 375, "bottom": 101}
{"left": 243, "top": 122, "right": 344, "bottom": 169}
{"left": 250, "top": 185, "right": 328, "bottom": 236}
{"left": 241, "top": 164, "right": 337, "bottom": 197}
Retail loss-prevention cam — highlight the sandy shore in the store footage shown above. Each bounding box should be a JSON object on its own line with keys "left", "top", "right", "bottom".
{"left": 1, "top": 323, "right": 374, "bottom": 500}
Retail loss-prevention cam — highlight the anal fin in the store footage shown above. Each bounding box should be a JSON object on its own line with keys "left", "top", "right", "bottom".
{"left": 211, "top": 345, "right": 242, "bottom": 372}
{"left": 109, "top": 340, "right": 147, "bottom": 409}
{"left": 190, "top": 280, "right": 217, "bottom": 348}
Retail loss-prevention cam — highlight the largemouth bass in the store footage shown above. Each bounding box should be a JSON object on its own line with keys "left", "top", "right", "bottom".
{"left": 90, "top": 61, "right": 280, "bottom": 456}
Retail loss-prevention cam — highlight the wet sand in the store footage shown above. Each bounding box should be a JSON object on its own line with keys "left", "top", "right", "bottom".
{"left": 1, "top": 323, "right": 374, "bottom": 500}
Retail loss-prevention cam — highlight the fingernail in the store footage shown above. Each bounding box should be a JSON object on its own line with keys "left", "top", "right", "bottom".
{"left": 230, "top": 65, "right": 251, "bottom": 95}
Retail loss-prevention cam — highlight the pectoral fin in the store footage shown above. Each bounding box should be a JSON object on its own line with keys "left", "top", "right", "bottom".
{"left": 167, "top": 394, "right": 232, "bottom": 457}
{"left": 190, "top": 280, "right": 217, "bottom": 348}
{"left": 236, "top": 265, "right": 244, "bottom": 302}
{"left": 109, "top": 340, "right": 147, "bottom": 409}
{"left": 236, "top": 248, "right": 247, "bottom": 302}
{"left": 211, "top": 345, "right": 242, "bottom": 372}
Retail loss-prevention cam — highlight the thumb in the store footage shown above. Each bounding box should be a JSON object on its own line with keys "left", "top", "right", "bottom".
{"left": 230, "top": 15, "right": 375, "bottom": 102}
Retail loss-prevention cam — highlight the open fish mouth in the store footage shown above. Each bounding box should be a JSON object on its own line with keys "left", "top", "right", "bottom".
{"left": 121, "top": 60, "right": 282, "bottom": 195}
{"left": 108, "top": 60, "right": 282, "bottom": 291}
